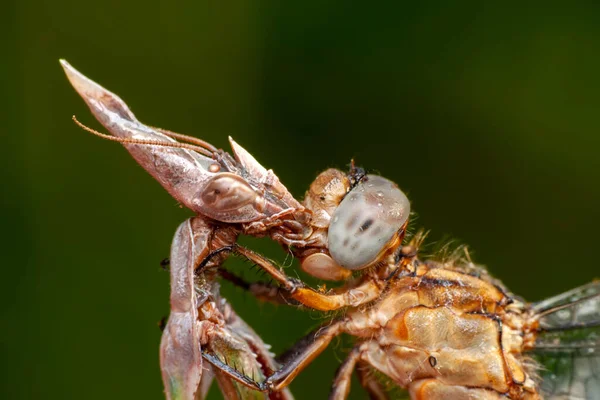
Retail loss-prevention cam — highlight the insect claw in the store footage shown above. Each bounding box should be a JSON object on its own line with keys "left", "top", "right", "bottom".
{"left": 157, "top": 316, "right": 167, "bottom": 332}
{"left": 160, "top": 257, "right": 170, "bottom": 271}
{"left": 287, "top": 278, "right": 305, "bottom": 292}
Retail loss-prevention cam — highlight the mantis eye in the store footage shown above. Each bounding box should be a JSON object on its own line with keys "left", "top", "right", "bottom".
{"left": 327, "top": 175, "right": 410, "bottom": 270}
{"left": 200, "top": 173, "right": 258, "bottom": 212}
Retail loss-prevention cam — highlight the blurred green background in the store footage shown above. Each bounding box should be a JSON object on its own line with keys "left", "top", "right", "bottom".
{"left": 3, "top": 2, "right": 600, "bottom": 399}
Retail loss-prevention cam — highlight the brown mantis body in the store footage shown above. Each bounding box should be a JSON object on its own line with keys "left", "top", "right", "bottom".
{"left": 61, "top": 60, "right": 304, "bottom": 400}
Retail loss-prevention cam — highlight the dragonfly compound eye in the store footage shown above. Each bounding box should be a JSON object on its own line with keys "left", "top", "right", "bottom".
{"left": 328, "top": 175, "right": 410, "bottom": 270}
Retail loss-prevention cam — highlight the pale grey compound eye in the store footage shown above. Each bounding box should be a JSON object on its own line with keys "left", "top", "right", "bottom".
{"left": 328, "top": 175, "right": 410, "bottom": 270}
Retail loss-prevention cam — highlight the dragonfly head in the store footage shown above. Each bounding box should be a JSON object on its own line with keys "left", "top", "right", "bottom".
{"left": 299, "top": 168, "right": 411, "bottom": 280}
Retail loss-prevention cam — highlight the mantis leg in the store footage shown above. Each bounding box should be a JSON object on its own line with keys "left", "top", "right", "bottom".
{"left": 161, "top": 217, "right": 288, "bottom": 400}
{"left": 203, "top": 323, "right": 271, "bottom": 400}
{"left": 196, "top": 369, "right": 214, "bottom": 400}
{"left": 202, "top": 245, "right": 384, "bottom": 311}
{"left": 202, "top": 319, "right": 345, "bottom": 393}
{"left": 160, "top": 217, "right": 212, "bottom": 400}
{"left": 218, "top": 301, "right": 294, "bottom": 400}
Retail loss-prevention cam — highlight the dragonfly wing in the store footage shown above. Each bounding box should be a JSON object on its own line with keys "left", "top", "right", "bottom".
{"left": 531, "top": 282, "right": 600, "bottom": 399}
{"left": 534, "top": 349, "right": 599, "bottom": 400}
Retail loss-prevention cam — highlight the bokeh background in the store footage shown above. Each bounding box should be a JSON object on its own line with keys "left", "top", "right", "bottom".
{"left": 3, "top": 2, "right": 600, "bottom": 399}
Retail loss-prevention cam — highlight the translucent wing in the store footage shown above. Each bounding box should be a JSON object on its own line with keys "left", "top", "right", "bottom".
{"left": 531, "top": 282, "right": 600, "bottom": 399}
{"left": 534, "top": 347, "right": 600, "bottom": 400}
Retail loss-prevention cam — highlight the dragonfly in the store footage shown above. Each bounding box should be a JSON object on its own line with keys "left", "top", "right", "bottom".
{"left": 61, "top": 61, "right": 600, "bottom": 399}
{"left": 198, "top": 171, "right": 600, "bottom": 399}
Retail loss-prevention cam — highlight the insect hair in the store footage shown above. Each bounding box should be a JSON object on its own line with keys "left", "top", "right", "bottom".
{"left": 524, "top": 356, "right": 542, "bottom": 380}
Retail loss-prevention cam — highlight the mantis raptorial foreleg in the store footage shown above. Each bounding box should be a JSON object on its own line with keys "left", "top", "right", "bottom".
{"left": 160, "top": 217, "right": 293, "bottom": 400}
{"left": 160, "top": 217, "right": 209, "bottom": 400}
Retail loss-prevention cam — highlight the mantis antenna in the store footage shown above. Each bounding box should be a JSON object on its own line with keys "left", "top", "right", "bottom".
{"left": 150, "top": 125, "right": 218, "bottom": 152}
{"left": 71, "top": 115, "right": 216, "bottom": 158}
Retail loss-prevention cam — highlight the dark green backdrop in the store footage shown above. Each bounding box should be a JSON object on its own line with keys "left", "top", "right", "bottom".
{"left": 3, "top": 2, "right": 600, "bottom": 399}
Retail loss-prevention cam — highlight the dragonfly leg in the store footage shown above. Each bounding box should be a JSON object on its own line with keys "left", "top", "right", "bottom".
{"left": 218, "top": 268, "right": 297, "bottom": 306}
{"left": 355, "top": 361, "right": 389, "bottom": 400}
{"left": 328, "top": 347, "right": 362, "bottom": 400}
{"left": 204, "top": 319, "right": 346, "bottom": 393}
{"left": 202, "top": 244, "right": 385, "bottom": 311}
{"left": 261, "top": 319, "right": 345, "bottom": 391}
